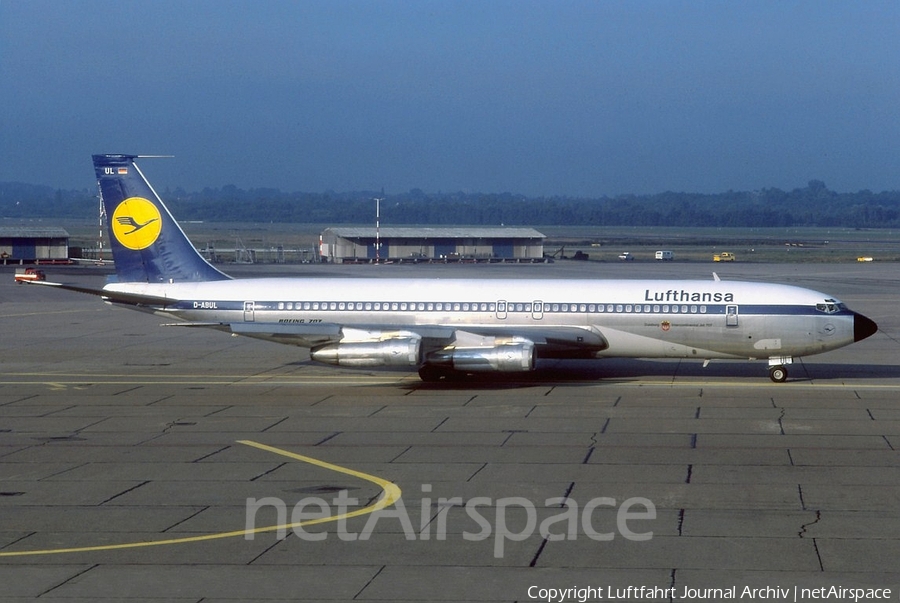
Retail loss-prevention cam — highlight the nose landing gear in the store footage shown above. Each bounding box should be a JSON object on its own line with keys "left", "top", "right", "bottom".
{"left": 768, "top": 356, "right": 792, "bottom": 382}
{"left": 768, "top": 365, "right": 788, "bottom": 383}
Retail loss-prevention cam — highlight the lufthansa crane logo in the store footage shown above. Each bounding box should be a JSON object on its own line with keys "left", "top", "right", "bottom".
{"left": 111, "top": 197, "right": 162, "bottom": 250}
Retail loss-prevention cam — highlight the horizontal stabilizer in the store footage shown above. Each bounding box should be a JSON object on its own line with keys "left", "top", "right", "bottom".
{"left": 19, "top": 280, "right": 174, "bottom": 307}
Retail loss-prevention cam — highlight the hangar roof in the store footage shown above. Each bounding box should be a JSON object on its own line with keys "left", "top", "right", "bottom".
{"left": 0, "top": 227, "right": 70, "bottom": 239}
{"left": 324, "top": 227, "right": 544, "bottom": 239}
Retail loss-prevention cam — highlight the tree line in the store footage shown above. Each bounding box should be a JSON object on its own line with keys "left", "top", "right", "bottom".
{"left": 2, "top": 179, "right": 899, "bottom": 228}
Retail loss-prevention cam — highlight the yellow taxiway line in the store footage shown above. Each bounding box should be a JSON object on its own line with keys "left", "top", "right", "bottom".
{"left": 0, "top": 440, "right": 401, "bottom": 557}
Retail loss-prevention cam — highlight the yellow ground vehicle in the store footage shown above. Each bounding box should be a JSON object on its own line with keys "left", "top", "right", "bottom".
{"left": 713, "top": 252, "right": 735, "bottom": 262}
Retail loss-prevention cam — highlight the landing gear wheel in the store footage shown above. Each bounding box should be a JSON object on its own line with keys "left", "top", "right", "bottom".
{"left": 768, "top": 365, "right": 788, "bottom": 383}
{"left": 418, "top": 365, "right": 449, "bottom": 382}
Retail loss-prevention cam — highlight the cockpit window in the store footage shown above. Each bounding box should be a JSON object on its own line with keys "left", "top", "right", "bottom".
{"left": 816, "top": 299, "right": 845, "bottom": 314}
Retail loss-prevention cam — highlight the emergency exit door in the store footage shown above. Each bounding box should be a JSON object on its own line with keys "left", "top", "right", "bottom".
{"left": 725, "top": 304, "right": 739, "bottom": 327}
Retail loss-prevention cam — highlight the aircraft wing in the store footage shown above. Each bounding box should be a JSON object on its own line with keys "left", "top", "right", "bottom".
{"left": 228, "top": 322, "right": 344, "bottom": 348}
{"left": 460, "top": 325, "right": 608, "bottom": 354}
{"left": 220, "top": 321, "right": 608, "bottom": 358}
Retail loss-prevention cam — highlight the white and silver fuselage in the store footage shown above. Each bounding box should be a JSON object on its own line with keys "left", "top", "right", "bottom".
{"left": 104, "top": 276, "right": 873, "bottom": 362}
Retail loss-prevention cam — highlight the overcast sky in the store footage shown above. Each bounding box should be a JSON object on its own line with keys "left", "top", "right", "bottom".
{"left": 2, "top": 1, "right": 898, "bottom": 197}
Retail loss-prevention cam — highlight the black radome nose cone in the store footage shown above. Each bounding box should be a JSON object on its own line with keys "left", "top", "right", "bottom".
{"left": 854, "top": 313, "right": 878, "bottom": 342}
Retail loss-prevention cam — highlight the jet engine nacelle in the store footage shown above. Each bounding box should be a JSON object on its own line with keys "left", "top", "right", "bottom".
{"left": 311, "top": 337, "right": 421, "bottom": 367}
{"left": 427, "top": 340, "right": 536, "bottom": 372}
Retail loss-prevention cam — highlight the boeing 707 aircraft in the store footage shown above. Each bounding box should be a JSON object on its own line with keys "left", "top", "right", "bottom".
{"left": 25, "top": 155, "right": 878, "bottom": 382}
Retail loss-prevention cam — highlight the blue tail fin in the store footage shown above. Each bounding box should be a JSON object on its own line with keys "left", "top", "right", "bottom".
{"left": 93, "top": 155, "right": 230, "bottom": 283}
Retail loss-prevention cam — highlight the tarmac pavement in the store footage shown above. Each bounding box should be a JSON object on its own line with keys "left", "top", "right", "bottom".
{"left": 1, "top": 261, "right": 898, "bottom": 602}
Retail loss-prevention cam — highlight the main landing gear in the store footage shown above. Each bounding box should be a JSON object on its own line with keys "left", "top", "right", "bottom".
{"left": 418, "top": 365, "right": 456, "bottom": 382}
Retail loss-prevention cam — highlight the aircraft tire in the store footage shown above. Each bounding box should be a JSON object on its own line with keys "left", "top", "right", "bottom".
{"left": 418, "top": 365, "right": 449, "bottom": 382}
{"left": 768, "top": 365, "right": 788, "bottom": 383}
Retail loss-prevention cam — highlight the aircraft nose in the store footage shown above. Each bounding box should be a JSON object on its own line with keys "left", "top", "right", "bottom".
{"left": 854, "top": 312, "right": 878, "bottom": 342}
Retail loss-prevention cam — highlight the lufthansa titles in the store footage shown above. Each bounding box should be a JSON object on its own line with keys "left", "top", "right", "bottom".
{"left": 644, "top": 289, "right": 734, "bottom": 303}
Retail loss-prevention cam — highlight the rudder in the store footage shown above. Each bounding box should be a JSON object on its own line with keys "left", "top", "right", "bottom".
{"left": 93, "top": 155, "right": 230, "bottom": 283}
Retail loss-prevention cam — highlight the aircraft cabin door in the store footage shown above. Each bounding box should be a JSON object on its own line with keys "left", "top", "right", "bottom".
{"left": 532, "top": 300, "right": 544, "bottom": 320}
{"left": 725, "top": 304, "right": 739, "bottom": 327}
{"left": 243, "top": 301, "right": 255, "bottom": 322}
{"left": 496, "top": 300, "right": 507, "bottom": 320}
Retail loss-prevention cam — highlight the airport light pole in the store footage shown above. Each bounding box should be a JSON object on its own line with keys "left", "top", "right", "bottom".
{"left": 374, "top": 196, "right": 384, "bottom": 263}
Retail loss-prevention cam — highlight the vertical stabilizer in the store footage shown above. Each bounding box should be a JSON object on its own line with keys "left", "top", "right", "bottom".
{"left": 93, "top": 155, "right": 230, "bottom": 283}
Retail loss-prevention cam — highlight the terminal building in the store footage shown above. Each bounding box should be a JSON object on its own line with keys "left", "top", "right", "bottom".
{"left": 320, "top": 227, "right": 545, "bottom": 263}
{"left": 0, "top": 227, "right": 70, "bottom": 264}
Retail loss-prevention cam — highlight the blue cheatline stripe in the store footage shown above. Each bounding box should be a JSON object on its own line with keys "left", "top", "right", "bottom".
{"left": 172, "top": 300, "right": 849, "bottom": 318}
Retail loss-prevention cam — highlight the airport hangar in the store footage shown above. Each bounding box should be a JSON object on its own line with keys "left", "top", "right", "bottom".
{"left": 0, "top": 226, "right": 69, "bottom": 264}
{"left": 319, "top": 226, "right": 546, "bottom": 263}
